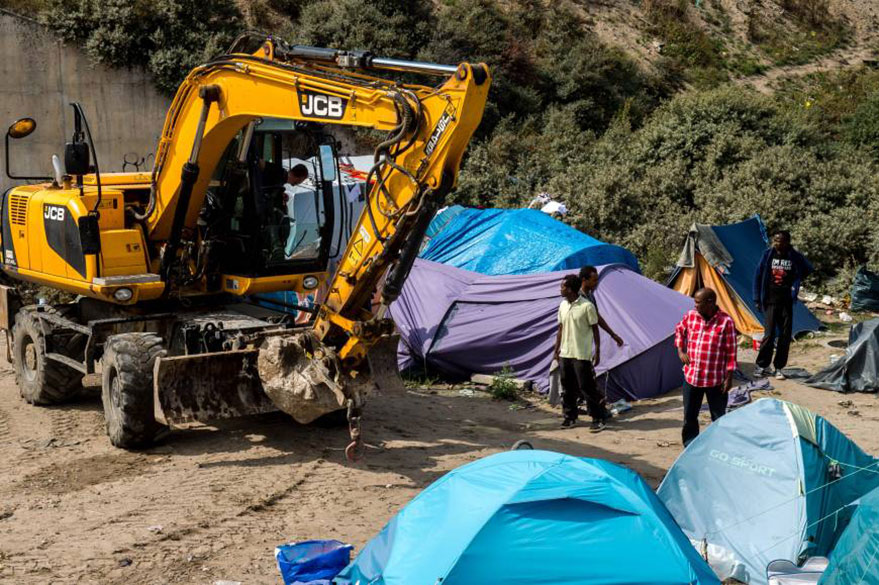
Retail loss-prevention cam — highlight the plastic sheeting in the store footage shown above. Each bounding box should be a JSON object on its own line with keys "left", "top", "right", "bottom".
{"left": 420, "top": 207, "right": 639, "bottom": 275}
{"left": 658, "top": 399, "right": 879, "bottom": 585}
{"left": 276, "top": 540, "right": 352, "bottom": 585}
{"left": 820, "top": 486, "right": 879, "bottom": 585}
{"left": 806, "top": 319, "right": 879, "bottom": 393}
{"left": 850, "top": 266, "right": 879, "bottom": 313}
{"left": 392, "top": 259, "right": 693, "bottom": 400}
{"left": 335, "top": 450, "right": 721, "bottom": 585}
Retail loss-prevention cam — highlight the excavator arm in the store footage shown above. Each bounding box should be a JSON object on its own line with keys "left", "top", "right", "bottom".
{"left": 145, "top": 39, "right": 488, "bottom": 328}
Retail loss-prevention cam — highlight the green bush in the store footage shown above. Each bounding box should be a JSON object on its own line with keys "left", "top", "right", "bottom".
{"left": 40, "top": 0, "right": 243, "bottom": 94}
{"left": 527, "top": 87, "right": 879, "bottom": 285}
{"left": 843, "top": 94, "right": 879, "bottom": 153}
{"left": 294, "top": 0, "right": 433, "bottom": 59}
{"left": 489, "top": 366, "right": 519, "bottom": 401}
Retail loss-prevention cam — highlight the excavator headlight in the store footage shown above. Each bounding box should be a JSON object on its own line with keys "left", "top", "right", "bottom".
{"left": 7, "top": 118, "right": 36, "bottom": 139}
{"left": 113, "top": 288, "right": 133, "bottom": 302}
{"left": 303, "top": 276, "right": 319, "bottom": 290}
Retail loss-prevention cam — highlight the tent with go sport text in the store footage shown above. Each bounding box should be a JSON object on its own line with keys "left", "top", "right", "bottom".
{"left": 658, "top": 398, "right": 879, "bottom": 585}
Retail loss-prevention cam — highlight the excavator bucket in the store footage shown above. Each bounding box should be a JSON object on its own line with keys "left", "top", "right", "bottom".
{"left": 152, "top": 349, "right": 277, "bottom": 425}
{"left": 257, "top": 332, "right": 373, "bottom": 424}
{"left": 152, "top": 332, "right": 394, "bottom": 428}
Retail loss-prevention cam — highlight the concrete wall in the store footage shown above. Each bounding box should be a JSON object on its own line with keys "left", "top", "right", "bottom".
{"left": 0, "top": 10, "right": 170, "bottom": 193}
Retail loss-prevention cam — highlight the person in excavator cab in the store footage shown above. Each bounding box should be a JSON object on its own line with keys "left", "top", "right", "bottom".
{"left": 281, "top": 162, "right": 321, "bottom": 260}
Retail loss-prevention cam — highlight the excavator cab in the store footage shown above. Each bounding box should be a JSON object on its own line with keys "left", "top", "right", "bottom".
{"left": 201, "top": 120, "right": 338, "bottom": 284}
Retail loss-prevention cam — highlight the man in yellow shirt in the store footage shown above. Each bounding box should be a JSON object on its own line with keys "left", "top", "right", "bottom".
{"left": 554, "top": 274, "right": 609, "bottom": 431}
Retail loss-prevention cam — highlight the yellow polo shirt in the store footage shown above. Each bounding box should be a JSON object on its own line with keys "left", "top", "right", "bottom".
{"left": 558, "top": 296, "right": 598, "bottom": 361}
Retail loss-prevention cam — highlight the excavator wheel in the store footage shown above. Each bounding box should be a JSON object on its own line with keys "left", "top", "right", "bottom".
{"left": 12, "top": 307, "right": 85, "bottom": 405}
{"left": 101, "top": 332, "right": 168, "bottom": 449}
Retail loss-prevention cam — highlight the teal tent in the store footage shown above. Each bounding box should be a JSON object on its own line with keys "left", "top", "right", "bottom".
{"left": 820, "top": 485, "right": 879, "bottom": 585}
{"left": 658, "top": 399, "right": 879, "bottom": 585}
{"left": 336, "top": 450, "right": 720, "bottom": 585}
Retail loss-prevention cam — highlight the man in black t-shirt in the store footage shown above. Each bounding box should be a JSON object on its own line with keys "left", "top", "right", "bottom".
{"left": 752, "top": 230, "right": 813, "bottom": 379}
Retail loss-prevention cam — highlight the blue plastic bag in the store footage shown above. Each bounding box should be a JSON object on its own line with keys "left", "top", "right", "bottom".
{"left": 275, "top": 540, "right": 353, "bottom": 585}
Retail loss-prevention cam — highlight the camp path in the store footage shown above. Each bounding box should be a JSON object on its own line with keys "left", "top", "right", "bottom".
{"left": 0, "top": 327, "right": 878, "bottom": 583}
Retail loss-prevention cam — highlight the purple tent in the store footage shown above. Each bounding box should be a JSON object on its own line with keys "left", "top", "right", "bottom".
{"left": 391, "top": 259, "right": 694, "bottom": 401}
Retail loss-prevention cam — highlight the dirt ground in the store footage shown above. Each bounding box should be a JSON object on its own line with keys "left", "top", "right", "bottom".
{"left": 1, "top": 316, "right": 877, "bottom": 584}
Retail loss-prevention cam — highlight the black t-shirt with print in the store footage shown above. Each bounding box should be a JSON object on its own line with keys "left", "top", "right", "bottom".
{"left": 768, "top": 251, "right": 794, "bottom": 303}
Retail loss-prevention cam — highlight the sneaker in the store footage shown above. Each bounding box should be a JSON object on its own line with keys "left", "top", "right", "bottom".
{"left": 561, "top": 418, "right": 576, "bottom": 428}
{"left": 754, "top": 366, "right": 770, "bottom": 377}
{"left": 775, "top": 370, "right": 787, "bottom": 380}
{"left": 589, "top": 420, "right": 606, "bottom": 433}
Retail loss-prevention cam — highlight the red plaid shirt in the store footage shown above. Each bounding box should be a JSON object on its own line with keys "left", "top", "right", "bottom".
{"left": 674, "top": 308, "right": 737, "bottom": 388}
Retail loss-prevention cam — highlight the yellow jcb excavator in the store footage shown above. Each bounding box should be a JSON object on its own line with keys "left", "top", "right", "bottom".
{"left": 1, "top": 34, "right": 490, "bottom": 457}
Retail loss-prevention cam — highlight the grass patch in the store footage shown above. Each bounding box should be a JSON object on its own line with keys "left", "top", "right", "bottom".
{"left": 402, "top": 370, "right": 442, "bottom": 389}
{"left": 644, "top": 0, "right": 730, "bottom": 87}
{"left": 748, "top": 0, "right": 850, "bottom": 67}
{"left": 752, "top": 24, "right": 849, "bottom": 66}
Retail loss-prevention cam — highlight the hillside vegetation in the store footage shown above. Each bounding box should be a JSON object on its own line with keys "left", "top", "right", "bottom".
{"left": 4, "top": 0, "right": 879, "bottom": 290}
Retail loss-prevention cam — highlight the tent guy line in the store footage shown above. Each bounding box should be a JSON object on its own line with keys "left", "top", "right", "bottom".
{"left": 702, "top": 457, "right": 879, "bottom": 541}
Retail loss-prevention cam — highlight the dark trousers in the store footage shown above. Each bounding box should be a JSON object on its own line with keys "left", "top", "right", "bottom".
{"left": 682, "top": 381, "right": 726, "bottom": 446}
{"left": 560, "top": 357, "right": 607, "bottom": 422}
{"left": 756, "top": 299, "right": 794, "bottom": 370}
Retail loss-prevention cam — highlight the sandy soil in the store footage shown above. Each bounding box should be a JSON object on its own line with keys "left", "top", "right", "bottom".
{"left": 0, "top": 318, "right": 877, "bottom": 584}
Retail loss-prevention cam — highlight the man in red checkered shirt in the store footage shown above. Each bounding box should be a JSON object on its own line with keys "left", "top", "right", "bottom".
{"left": 674, "top": 287, "right": 738, "bottom": 446}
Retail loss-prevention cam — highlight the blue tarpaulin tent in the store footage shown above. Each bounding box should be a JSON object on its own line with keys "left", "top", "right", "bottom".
{"left": 669, "top": 216, "right": 821, "bottom": 338}
{"left": 335, "top": 450, "right": 720, "bottom": 585}
{"left": 821, "top": 485, "right": 879, "bottom": 585}
{"left": 420, "top": 207, "right": 640, "bottom": 275}
{"left": 658, "top": 399, "right": 879, "bottom": 585}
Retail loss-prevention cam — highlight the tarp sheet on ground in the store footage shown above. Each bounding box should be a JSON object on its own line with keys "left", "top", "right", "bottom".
{"left": 658, "top": 398, "right": 879, "bottom": 585}
{"left": 392, "top": 259, "right": 692, "bottom": 401}
{"left": 669, "top": 216, "right": 821, "bottom": 338}
{"left": 820, "top": 484, "right": 879, "bottom": 585}
{"left": 419, "top": 207, "right": 640, "bottom": 275}
{"left": 850, "top": 266, "right": 879, "bottom": 313}
{"left": 806, "top": 318, "right": 879, "bottom": 393}
{"left": 334, "top": 450, "right": 721, "bottom": 585}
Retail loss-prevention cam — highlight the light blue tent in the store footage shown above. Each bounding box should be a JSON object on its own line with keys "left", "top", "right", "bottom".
{"left": 420, "top": 207, "right": 640, "bottom": 275}
{"left": 335, "top": 450, "right": 720, "bottom": 585}
{"left": 658, "top": 399, "right": 879, "bottom": 585}
{"left": 820, "top": 485, "right": 879, "bottom": 585}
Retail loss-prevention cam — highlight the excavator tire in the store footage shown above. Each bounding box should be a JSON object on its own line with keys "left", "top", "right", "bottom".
{"left": 12, "top": 307, "right": 85, "bottom": 405}
{"left": 101, "top": 332, "right": 168, "bottom": 449}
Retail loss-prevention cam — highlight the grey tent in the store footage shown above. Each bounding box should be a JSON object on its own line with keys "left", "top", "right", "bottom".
{"left": 806, "top": 319, "right": 879, "bottom": 393}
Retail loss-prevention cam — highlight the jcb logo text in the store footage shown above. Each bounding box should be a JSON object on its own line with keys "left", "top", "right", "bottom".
{"left": 44, "top": 205, "right": 66, "bottom": 222}
{"left": 300, "top": 90, "right": 347, "bottom": 119}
